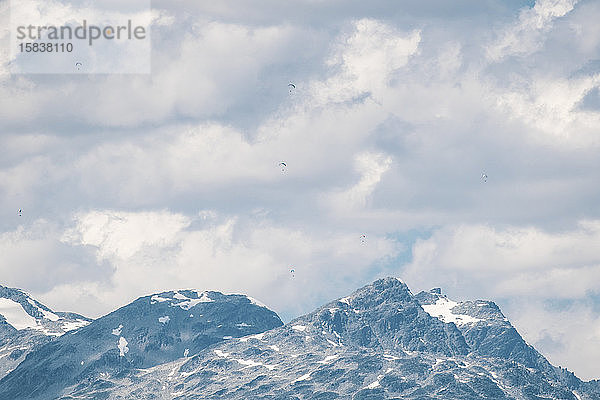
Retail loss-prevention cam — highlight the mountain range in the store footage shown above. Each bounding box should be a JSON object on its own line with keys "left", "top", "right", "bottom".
{"left": 0, "top": 278, "right": 598, "bottom": 399}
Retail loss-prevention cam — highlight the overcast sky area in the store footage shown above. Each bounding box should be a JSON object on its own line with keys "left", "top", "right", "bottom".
{"left": 1, "top": 0, "right": 600, "bottom": 380}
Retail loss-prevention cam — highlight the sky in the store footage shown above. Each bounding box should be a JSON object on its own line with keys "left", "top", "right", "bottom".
{"left": 1, "top": 0, "right": 600, "bottom": 381}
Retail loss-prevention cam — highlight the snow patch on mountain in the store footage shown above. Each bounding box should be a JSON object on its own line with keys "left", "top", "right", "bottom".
{"left": 246, "top": 296, "right": 269, "bottom": 309}
{"left": 214, "top": 350, "right": 229, "bottom": 358}
{"left": 172, "top": 292, "right": 187, "bottom": 301}
{"left": 339, "top": 296, "right": 351, "bottom": 305}
{"left": 150, "top": 295, "right": 170, "bottom": 303}
{"left": 239, "top": 333, "right": 265, "bottom": 342}
{"left": 422, "top": 297, "right": 483, "bottom": 326}
{"left": 0, "top": 298, "right": 38, "bottom": 330}
{"left": 365, "top": 377, "right": 382, "bottom": 389}
{"left": 292, "top": 325, "right": 306, "bottom": 332}
{"left": 111, "top": 325, "right": 123, "bottom": 336}
{"left": 26, "top": 299, "right": 59, "bottom": 321}
{"left": 235, "top": 358, "right": 275, "bottom": 370}
{"left": 33, "top": 326, "right": 62, "bottom": 337}
{"left": 60, "top": 319, "right": 89, "bottom": 332}
{"left": 173, "top": 292, "right": 213, "bottom": 310}
{"left": 295, "top": 373, "right": 311, "bottom": 382}
{"left": 317, "top": 355, "right": 337, "bottom": 364}
{"left": 118, "top": 337, "right": 129, "bottom": 356}
{"left": 150, "top": 290, "right": 215, "bottom": 310}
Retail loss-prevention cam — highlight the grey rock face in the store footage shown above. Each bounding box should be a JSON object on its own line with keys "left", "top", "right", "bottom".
{"left": 0, "top": 278, "right": 598, "bottom": 400}
{"left": 0, "top": 289, "right": 282, "bottom": 400}
{"left": 415, "top": 288, "right": 554, "bottom": 374}
{"left": 298, "top": 277, "right": 470, "bottom": 357}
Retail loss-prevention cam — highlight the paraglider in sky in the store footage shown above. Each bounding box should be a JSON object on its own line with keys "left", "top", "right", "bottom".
{"left": 279, "top": 162, "right": 287, "bottom": 172}
{"left": 288, "top": 82, "right": 296, "bottom": 94}
{"left": 482, "top": 172, "right": 488, "bottom": 183}
{"left": 75, "top": 62, "right": 82, "bottom": 70}
{"left": 360, "top": 234, "right": 367, "bottom": 243}
{"left": 290, "top": 268, "right": 295, "bottom": 278}
{"left": 18, "top": 209, "right": 22, "bottom": 217}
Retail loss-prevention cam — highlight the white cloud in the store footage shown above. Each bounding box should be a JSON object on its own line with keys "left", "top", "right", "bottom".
{"left": 403, "top": 221, "right": 600, "bottom": 297}
{"left": 481, "top": 0, "right": 600, "bottom": 148}
{"left": 312, "top": 19, "right": 420, "bottom": 104}
{"left": 491, "top": 74, "right": 600, "bottom": 147}
{"left": 71, "top": 123, "right": 276, "bottom": 202}
{"left": 62, "top": 210, "right": 191, "bottom": 260}
{"left": 36, "top": 209, "right": 400, "bottom": 319}
{"left": 401, "top": 221, "right": 600, "bottom": 379}
{"left": 486, "top": 0, "right": 578, "bottom": 61}
{"left": 327, "top": 151, "right": 392, "bottom": 211}
{"left": 0, "top": 18, "right": 304, "bottom": 127}
{"left": 0, "top": 220, "right": 104, "bottom": 293}
{"left": 509, "top": 300, "right": 600, "bottom": 381}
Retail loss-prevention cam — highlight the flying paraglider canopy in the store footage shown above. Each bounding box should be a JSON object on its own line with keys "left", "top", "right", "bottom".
{"left": 18, "top": 209, "right": 22, "bottom": 216}
{"left": 288, "top": 83, "right": 296, "bottom": 93}
{"left": 75, "top": 62, "right": 82, "bottom": 70}
{"left": 290, "top": 268, "right": 295, "bottom": 278}
{"left": 360, "top": 234, "right": 367, "bottom": 244}
{"left": 481, "top": 172, "right": 488, "bottom": 183}
{"left": 279, "top": 162, "right": 287, "bottom": 172}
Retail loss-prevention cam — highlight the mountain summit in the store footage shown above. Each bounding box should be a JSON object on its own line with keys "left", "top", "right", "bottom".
{"left": 0, "top": 278, "right": 598, "bottom": 399}
{"left": 0, "top": 288, "right": 282, "bottom": 399}
{"left": 0, "top": 285, "right": 90, "bottom": 379}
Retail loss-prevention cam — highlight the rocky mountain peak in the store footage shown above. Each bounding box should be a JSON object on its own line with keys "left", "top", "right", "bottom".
{"left": 0, "top": 279, "right": 598, "bottom": 399}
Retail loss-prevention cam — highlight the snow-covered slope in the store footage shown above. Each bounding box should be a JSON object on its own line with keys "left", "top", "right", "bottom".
{"left": 0, "top": 286, "right": 89, "bottom": 336}
{"left": 0, "top": 285, "right": 91, "bottom": 379}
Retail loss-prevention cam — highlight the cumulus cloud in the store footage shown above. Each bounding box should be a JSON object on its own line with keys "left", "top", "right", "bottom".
{"left": 36, "top": 210, "right": 401, "bottom": 320}
{"left": 402, "top": 221, "right": 600, "bottom": 298}
{"left": 312, "top": 19, "right": 420, "bottom": 104}
{"left": 327, "top": 151, "right": 393, "bottom": 211}
{"left": 0, "top": 17, "right": 307, "bottom": 127}
{"left": 486, "top": 0, "right": 578, "bottom": 61}
{"left": 491, "top": 73, "right": 600, "bottom": 147}
{"left": 62, "top": 210, "right": 191, "bottom": 261}
{"left": 0, "top": 220, "right": 106, "bottom": 293}
{"left": 401, "top": 221, "right": 600, "bottom": 380}
{"left": 509, "top": 300, "right": 600, "bottom": 381}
